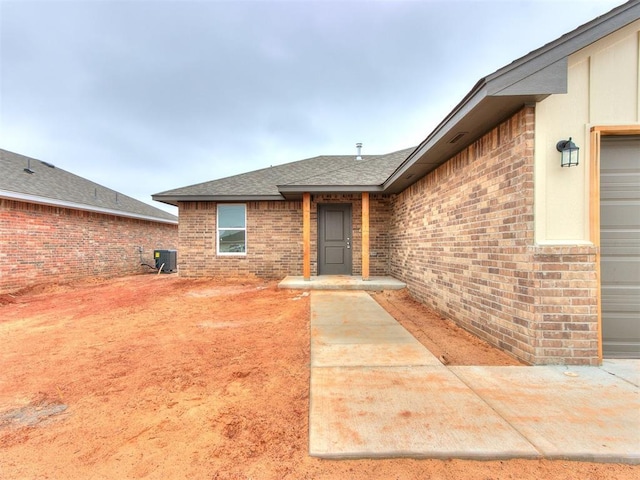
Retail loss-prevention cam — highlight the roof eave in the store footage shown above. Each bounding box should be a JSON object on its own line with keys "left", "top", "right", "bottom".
{"left": 277, "top": 184, "right": 385, "bottom": 198}
{"left": 383, "top": 92, "right": 550, "bottom": 193}
{"left": 152, "top": 194, "right": 286, "bottom": 206}
{"left": 383, "top": 58, "right": 566, "bottom": 193}
{"left": 485, "top": 0, "right": 640, "bottom": 93}
{"left": 1, "top": 189, "right": 178, "bottom": 225}
{"left": 384, "top": 0, "right": 640, "bottom": 194}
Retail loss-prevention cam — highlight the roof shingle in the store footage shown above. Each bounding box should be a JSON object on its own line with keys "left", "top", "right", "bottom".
{"left": 0, "top": 149, "right": 177, "bottom": 223}
{"left": 153, "top": 147, "right": 415, "bottom": 204}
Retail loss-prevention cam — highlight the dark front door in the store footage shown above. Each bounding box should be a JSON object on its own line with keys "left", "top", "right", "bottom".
{"left": 318, "top": 203, "right": 352, "bottom": 275}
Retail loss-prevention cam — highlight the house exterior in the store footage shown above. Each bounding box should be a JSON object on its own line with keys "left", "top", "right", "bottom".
{"left": 154, "top": 0, "right": 640, "bottom": 365}
{"left": 0, "top": 149, "right": 178, "bottom": 294}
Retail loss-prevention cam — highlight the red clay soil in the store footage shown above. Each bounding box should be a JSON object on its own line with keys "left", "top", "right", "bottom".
{"left": 0, "top": 275, "right": 636, "bottom": 479}
{"left": 371, "top": 289, "right": 525, "bottom": 366}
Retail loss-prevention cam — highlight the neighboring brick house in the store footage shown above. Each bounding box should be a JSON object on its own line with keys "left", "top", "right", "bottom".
{"left": 154, "top": 1, "right": 640, "bottom": 365}
{"left": 1, "top": 149, "right": 178, "bottom": 294}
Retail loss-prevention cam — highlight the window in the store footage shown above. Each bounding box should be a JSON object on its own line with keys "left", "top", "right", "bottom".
{"left": 217, "top": 204, "right": 246, "bottom": 255}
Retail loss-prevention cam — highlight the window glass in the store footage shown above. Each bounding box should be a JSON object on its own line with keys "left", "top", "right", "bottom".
{"left": 218, "top": 204, "right": 246, "bottom": 228}
{"left": 218, "top": 230, "right": 246, "bottom": 253}
{"left": 217, "top": 204, "right": 246, "bottom": 254}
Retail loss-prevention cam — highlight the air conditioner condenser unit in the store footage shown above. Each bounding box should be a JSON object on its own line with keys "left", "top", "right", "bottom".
{"left": 154, "top": 249, "right": 177, "bottom": 273}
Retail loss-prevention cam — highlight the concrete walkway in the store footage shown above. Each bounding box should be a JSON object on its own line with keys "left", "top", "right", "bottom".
{"left": 279, "top": 275, "right": 406, "bottom": 291}
{"left": 309, "top": 291, "right": 640, "bottom": 463}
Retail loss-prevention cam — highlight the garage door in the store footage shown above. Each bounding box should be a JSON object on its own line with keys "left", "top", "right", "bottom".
{"left": 600, "top": 136, "right": 640, "bottom": 358}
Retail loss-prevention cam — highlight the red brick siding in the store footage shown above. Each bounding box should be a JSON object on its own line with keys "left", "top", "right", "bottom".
{"left": 178, "top": 201, "right": 303, "bottom": 278}
{"left": 178, "top": 194, "right": 392, "bottom": 278}
{"left": 369, "top": 195, "right": 392, "bottom": 276}
{"left": 0, "top": 199, "right": 178, "bottom": 294}
{"left": 532, "top": 245, "right": 599, "bottom": 365}
{"left": 390, "top": 106, "right": 598, "bottom": 365}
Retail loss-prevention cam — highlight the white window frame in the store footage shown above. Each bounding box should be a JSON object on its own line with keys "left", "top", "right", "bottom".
{"left": 216, "top": 203, "right": 247, "bottom": 256}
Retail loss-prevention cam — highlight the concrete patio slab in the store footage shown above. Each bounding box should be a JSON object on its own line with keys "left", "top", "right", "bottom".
{"left": 309, "top": 291, "right": 640, "bottom": 463}
{"left": 309, "top": 365, "right": 540, "bottom": 459}
{"left": 279, "top": 275, "right": 407, "bottom": 291}
{"left": 450, "top": 366, "right": 640, "bottom": 463}
{"left": 600, "top": 359, "right": 640, "bottom": 386}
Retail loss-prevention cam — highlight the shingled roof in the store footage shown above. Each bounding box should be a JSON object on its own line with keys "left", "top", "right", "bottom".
{"left": 0, "top": 149, "right": 177, "bottom": 224}
{"left": 153, "top": 147, "right": 415, "bottom": 205}
{"left": 155, "top": 1, "right": 639, "bottom": 207}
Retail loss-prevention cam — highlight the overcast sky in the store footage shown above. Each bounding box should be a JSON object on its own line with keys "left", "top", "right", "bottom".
{"left": 0, "top": 0, "right": 628, "bottom": 215}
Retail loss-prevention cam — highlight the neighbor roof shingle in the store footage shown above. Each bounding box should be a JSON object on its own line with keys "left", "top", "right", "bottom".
{"left": 0, "top": 149, "right": 177, "bottom": 223}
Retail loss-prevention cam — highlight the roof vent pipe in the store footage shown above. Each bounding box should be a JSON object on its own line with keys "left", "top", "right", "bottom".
{"left": 24, "top": 158, "right": 34, "bottom": 174}
{"left": 356, "top": 142, "right": 362, "bottom": 160}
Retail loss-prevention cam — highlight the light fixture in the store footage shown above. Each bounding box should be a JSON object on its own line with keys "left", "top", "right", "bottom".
{"left": 556, "top": 137, "right": 579, "bottom": 168}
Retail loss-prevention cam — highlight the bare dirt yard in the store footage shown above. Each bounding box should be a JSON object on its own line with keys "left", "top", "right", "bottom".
{"left": 371, "top": 290, "right": 524, "bottom": 367}
{"left": 0, "top": 275, "right": 636, "bottom": 479}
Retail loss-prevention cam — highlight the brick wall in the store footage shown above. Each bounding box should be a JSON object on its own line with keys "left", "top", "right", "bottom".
{"left": 0, "top": 199, "right": 178, "bottom": 294}
{"left": 390, "top": 106, "right": 598, "bottom": 365}
{"left": 178, "top": 200, "right": 303, "bottom": 278}
{"left": 531, "top": 245, "right": 599, "bottom": 364}
{"left": 369, "top": 195, "right": 392, "bottom": 276}
{"left": 178, "top": 194, "right": 392, "bottom": 278}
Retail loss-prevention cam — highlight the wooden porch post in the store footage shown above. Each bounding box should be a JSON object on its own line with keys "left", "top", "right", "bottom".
{"left": 303, "top": 192, "right": 311, "bottom": 281}
{"left": 362, "top": 192, "right": 370, "bottom": 281}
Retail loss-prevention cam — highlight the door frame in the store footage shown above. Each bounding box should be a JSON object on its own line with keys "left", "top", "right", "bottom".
{"left": 317, "top": 203, "right": 353, "bottom": 275}
{"left": 589, "top": 125, "right": 640, "bottom": 362}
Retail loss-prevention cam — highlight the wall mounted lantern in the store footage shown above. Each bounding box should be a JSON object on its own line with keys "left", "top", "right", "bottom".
{"left": 556, "top": 137, "right": 579, "bottom": 168}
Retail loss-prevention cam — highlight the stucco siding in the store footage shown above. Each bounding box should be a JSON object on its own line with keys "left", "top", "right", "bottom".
{"left": 535, "top": 19, "right": 640, "bottom": 244}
